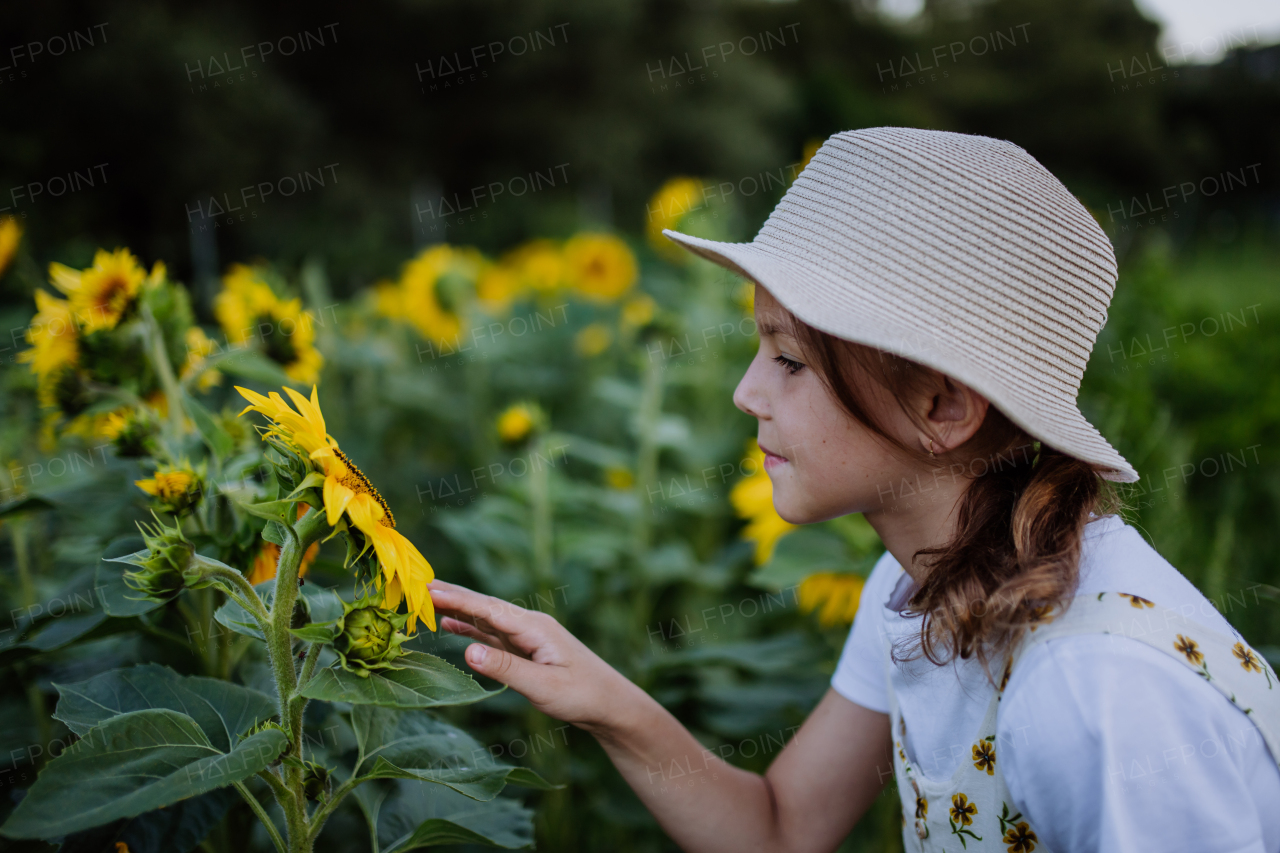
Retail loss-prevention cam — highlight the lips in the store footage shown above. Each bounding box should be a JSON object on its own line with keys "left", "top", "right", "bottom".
{"left": 759, "top": 442, "right": 788, "bottom": 469}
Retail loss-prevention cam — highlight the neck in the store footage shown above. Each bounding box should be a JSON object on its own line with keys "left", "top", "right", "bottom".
{"left": 862, "top": 468, "right": 970, "bottom": 585}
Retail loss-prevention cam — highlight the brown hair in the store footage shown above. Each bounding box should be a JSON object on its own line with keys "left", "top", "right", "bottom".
{"left": 778, "top": 309, "right": 1128, "bottom": 680}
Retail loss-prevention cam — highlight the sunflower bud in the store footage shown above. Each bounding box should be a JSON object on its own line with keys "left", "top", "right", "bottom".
{"left": 333, "top": 596, "right": 409, "bottom": 677}
{"left": 120, "top": 516, "right": 196, "bottom": 600}
{"left": 302, "top": 760, "right": 332, "bottom": 801}
{"left": 104, "top": 408, "right": 159, "bottom": 459}
{"left": 134, "top": 462, "right": 205, "bottom": 515}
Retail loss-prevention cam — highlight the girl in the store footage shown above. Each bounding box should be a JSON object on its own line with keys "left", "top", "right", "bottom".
{"left": 428, "top": 127, "right": 1280, "bottom": 852}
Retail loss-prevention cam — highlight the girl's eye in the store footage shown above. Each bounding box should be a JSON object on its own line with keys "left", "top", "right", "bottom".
{"left": 772, "top": 354, "right": 805, "bottom": 375}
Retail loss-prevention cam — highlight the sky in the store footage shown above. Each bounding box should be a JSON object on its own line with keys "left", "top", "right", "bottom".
{"left": 876, "top": 0, "right": 1280, "bottom": 63}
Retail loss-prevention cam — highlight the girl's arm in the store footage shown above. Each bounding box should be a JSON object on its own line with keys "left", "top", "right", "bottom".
{"left": 429, "top": 580, "right": 893, "bottom": 853}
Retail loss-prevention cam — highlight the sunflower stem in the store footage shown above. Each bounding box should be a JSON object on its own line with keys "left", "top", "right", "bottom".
{"left": 263, "top": 505, "right": 328, "bottom": 853}
{"left": 140, "top": 301, "right": 185, "bottom": 440}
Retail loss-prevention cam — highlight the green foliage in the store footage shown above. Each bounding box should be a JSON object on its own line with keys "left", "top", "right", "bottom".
{"left": 2, "top": 709, "right": 288, "bottom": 839}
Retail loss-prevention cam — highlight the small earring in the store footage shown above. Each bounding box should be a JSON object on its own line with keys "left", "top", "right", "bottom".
{"left": 928, "top": 439, "right": 936, "bottom": 458}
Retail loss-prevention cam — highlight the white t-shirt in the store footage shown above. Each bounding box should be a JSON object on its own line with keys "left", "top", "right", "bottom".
{"left": 832, "top": 513, "right": 1280, "bottom": 853}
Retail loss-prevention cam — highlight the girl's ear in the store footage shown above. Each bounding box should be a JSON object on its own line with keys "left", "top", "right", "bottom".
{"left": 924, "top": 374, "right": 989, "bottom": 450}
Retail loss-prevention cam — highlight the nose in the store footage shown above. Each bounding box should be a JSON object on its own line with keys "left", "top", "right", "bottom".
{"left": 733, "top": 352, "right": 769, "bottom": 419}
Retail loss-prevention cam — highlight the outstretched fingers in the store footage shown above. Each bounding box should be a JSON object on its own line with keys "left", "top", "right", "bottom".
{"left": 429, "top": 582, "right": 535, "bottom": 636}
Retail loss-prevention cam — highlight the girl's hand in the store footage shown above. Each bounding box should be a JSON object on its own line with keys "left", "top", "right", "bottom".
{"left": 428, "top": 579, "right": 642, "bottom": 733}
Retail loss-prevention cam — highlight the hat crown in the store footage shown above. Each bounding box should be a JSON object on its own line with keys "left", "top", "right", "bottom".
{"left": 751, "top": 126, "right": 1117, "bottom": 396}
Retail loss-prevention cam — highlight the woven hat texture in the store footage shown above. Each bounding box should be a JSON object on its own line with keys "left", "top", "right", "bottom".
{"left": 663, "top": 126, "right": 1138, "bottom": 483}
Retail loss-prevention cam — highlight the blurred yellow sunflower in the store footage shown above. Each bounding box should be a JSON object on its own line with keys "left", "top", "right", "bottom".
{"left": 504, "top": 239, "right": 564, "bottom": 293}
{"left": 729, "top": 442, "right": 797, "bottom": 564}
{"left": 475, "top": 262, "right": 522, "bottom": 312}
{"left": 563, "top": 233, "right": 637, "bottom": 303}
{"left": 0, "top": 216, "right": 22, "bottom": 277}
{"left": 574, "top": 323, "right": 611, "bottom": 357}
{"left": 377, "top": 245, "right": 470, "bottom": 347}
{"left": 48, "top": 248, "right": 160, "bottom": 333}
{"left": 19, "top": 290, "right": 79, "bottom": 405}
{"left": 605, "top": 466, "right": 634, "bottom": 489}
{"left": 496, "top": 402, "right": 545, "bottom": 443}
{"left": 620, "top": 294, "right": 656, "bottom": 329}
{"left": 645, "top": 177, "right": 704, "bottom": 258}
{"left": 236, "top": 385, "right": 436, "bottom": 632}
{"left": 181, "top": 326, "right": 223, "bottom": 391}
{"left": 215, "top": 264, "right": 323, "bottom": 385}
{"left": 798, "top": 572, "right": 865, "bottom": 627}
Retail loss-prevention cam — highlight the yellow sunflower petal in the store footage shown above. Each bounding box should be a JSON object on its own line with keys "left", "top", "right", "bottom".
{"left": 324, "top": 475, "right": 356, "bottom": 527}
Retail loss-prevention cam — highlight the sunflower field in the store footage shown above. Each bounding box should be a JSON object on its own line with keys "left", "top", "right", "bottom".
{"left": 0, "top": 1, "right": 1278, "bottom": 848}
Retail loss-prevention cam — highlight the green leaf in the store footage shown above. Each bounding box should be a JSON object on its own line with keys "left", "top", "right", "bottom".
{"left": 286, "top": 471, "right": 327, "bottom": 500}
{"left": 288, "top": 620, "right": 340, "bottom": 643}
{"left": 298, "top": 652, "right": 503, "bottom": 709}
{"left": 352, "top": 706, "right": 557, "bottom": 801}
{"left": 262, "top": 520, "right": 287, "bottom": 546}
{"left": 746, "top": 527, "right": 878, "bottom": 591}
{"left": 237, "top": 499, "right": 303, "bottom": 525}
{"left": 53, "top": 664, "right": 277, "bottom": 753}
{"left": 182, "top": 389, "right": 234, "bottom": 459}
{"left": 360, "top": 779, "right": 535, "bottom": 852}
{"left": 0, "top": 494, "right": 55, "bottom": 519}
{"left": 0, "top": 709, "right": 287, "bottom": 840}
{"left": 210, "top": 349, "right": 297, "bottom": 387}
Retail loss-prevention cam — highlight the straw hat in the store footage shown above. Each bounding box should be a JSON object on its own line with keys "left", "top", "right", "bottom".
{"left": 662, "top": 126, "right": 1138, "bottom": 483}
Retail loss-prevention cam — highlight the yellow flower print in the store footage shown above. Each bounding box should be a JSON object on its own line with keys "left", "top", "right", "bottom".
{"left": 949, "top": 793, "right": 983, "bottom": 848}
{"left": 1234, "top": 642, "right": 1263, "bottom": 673}
{"left": 972, "top": 739, "right": 996, "bottom": 775}
{"left": 999, "top": 658, "right": 1013, "bottom": 693}
{"left": 915, "top": 795, "right": 927, "bottom": 820}
{"left": 1233, "top": 641, "right": 1274, "bottom": 687}
{"left": 1003, "top": 821, "right": 1038, "bottom": 852}
{"left": 1120, "top": 593, "right": 1154, "bottom": 609}
{"left": 1174, "top": 634, "right": 1204, "bottom": 665}
{"left": 950, "top": 793, "right": 977, "bottom": 826}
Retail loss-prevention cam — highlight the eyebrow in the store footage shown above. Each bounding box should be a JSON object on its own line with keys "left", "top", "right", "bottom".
{"left": 758, "top": 318, "right": 790, "bottom": 338}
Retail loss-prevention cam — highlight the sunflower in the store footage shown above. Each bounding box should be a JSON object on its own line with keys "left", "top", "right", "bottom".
{"left": 729, "top": 442, "right": 797, "bottom": 564}
{"left": 48, "top": 248, "right": 159, "bottom": 333}
{"left": 798, "top": 572, "right": 865, "bottom": 627}
{"left": 563, "top": 233, "right": 637, "bottom": 303}
{"left": 620, "top": 294, "right": 657, "bottom": 329}
{"left": 235, "top": 385, "right": 436, "bottom": 632}
{"left": 645, "top": 177, "right": 704, "bottom": 259}
{"left": 135, "top": 463, "right": 205, "bottom": 515}
{"left": 18, "top": 290, "right": 79, "bottom": 406}
{"left": 181, "top": 325, "right": 223, "bottom": 392}
{"left": 504, "top": 239, "right": 564, "bottom": 293}
{"left": 216, "top": 265, "right": 323, "bottom": 385}
{"left": 574, "top": 323, "right": 612, "bottom": 357}
{"left": 475, "top": 262, "right": 522, "bottom": 312}
{"left": 496, "top": 403, "right": 538, "bottom": 443}
{"left": 376, "top": 244, "right": 485, "bottom": 347}
{"left": 0, "top": 216, "right": 22, "bottom": 277}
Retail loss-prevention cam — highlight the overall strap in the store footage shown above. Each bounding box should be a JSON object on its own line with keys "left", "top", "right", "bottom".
{"left": 1009, "top": 591, "right": 1280, "bottom": 770}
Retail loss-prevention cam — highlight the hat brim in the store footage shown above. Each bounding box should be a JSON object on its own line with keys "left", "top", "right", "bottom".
{"left": 661, "top": 227, "right": 1139, "bottom": 483}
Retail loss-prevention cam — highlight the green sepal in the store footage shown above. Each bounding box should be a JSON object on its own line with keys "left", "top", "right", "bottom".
{"left": 237, "top": 498, "right": 304, "bottom": 525}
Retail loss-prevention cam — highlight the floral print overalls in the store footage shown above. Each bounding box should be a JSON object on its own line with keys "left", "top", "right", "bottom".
{"left": 886, "top": 591, "right": 1280, "bottom": 852}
